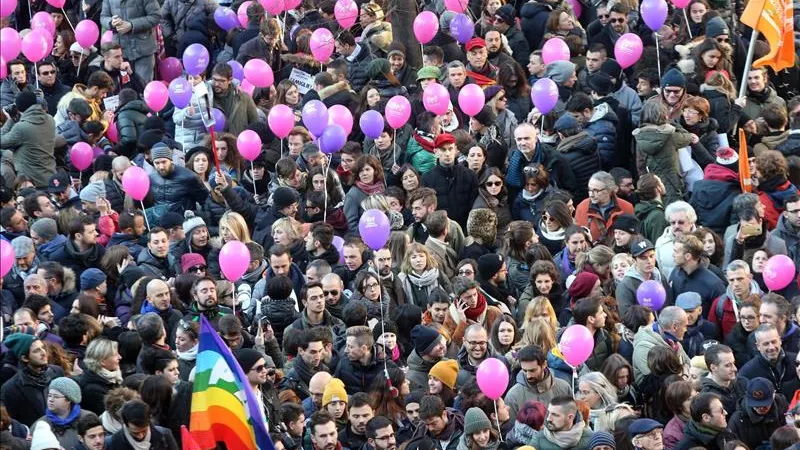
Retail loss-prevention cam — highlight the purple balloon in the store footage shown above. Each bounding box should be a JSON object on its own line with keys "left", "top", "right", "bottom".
{"left": 640, "top": 0, "right": 668, "bottom": 31}
{"left": 359, "top": 110, "right": 384, "bottom": 139}
{"left": 636, "top": 280, "right": 666, "bottom": 311}
{"left": 531, "top": 78, "right": 559, "bottom": 114}
{"left": 302, "top": 100, "right": 329, "bottom": 137}
{"left": 227, "top": 60, "right": 244, "bottom": 81}
{"left": 207, "top": 108, "right": 226, "bottom": 131}
{"left": 183, "top": 43, "right": 210, "bottom": 76}
{"left": 158, "top": 57, "right": 182, "bottom": 82}
{"left": 168, "top": 77, "right": 192, "bottom": 109}
{"left": 320, "top": 124, "right": 347, "bottom": 154}
{"left": 450, "top": 13, "right": 474, "bottom": 44}
{"left": 359, "top": 209, "right": 391, "bottom": 250}
{"left": 214, "top": 7, "right": 239, "bottom": 31}
{"left": 332, "top": 236, "right": 345, "bottom": 264}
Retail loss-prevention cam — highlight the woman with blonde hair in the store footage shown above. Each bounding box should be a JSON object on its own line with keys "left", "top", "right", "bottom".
{"left": 577, "top": 371, "right": 634, "bottom": 432}
{"left": 397, "top": 243, "right": 453, "bottom": 307}
{"left": 575, "top": 245, "right": 615, "bottom": 295}
{"left": 208, "top": 211, "right": 252, "bottom": 278}
{"left": 520, "top": 316, "right": 557, "bottom": 352}
{"left": 78, "top": 338, "right": 123, "bottom": 415}
{"left": 272, "top": 217, "right": 310, "bottom": 272}
{"left": 523, "top": 296, "right": 559, "bottom": 330}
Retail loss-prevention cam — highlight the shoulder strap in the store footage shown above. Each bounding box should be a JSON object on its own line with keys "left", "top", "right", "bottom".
{"left": 716, "top": 294, "right": 728, "bottom": 322}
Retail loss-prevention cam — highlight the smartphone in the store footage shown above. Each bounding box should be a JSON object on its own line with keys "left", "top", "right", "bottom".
{"left": 259, "top": 316, "right": 271, "bottom": 332}
{"left": 741, "top": 222, "right": 762, "bottom": 238}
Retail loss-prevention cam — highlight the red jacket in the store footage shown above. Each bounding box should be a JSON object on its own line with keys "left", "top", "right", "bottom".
{"left": 575, "top": 196, "right": 634, "bottom": 244}
{"left": 759, "top": 180, "right": 799, "bottom": 230}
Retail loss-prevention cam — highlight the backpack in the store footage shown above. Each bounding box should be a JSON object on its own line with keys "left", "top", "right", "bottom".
{"left": 715, "top": 293, "right": 730, "bottom": 324}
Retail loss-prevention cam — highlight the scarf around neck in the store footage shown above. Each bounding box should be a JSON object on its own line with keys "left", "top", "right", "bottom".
{"left": 465, "top": 292, "right": 487, "bottom": 321}
{"left": 96, "top": 367, "right": 124, "bottom": 384}
{"left": 408, "top": 269, "right": 440, "bottom": 288}
{"left": 21, "top": 364, "right": 50, "bottom": 389}
{"left": 124, "top": 423, "right": 151, "bottom": 450}
{"left": 356, "top": 180, "right": 384, "bottom": 195}
{"left": 541, "top": 419, "right": 585, "bottom": 448}
{"left": 46, "top": 404, "right": 81, "bottom": 426}
{"left": 101, "top": 411, "right": 123, "bottom": 434}
{"left": 178, "top": 344, "right": 198, "bottom": 361}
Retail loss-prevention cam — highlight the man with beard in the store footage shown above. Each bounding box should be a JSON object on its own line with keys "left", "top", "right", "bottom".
{"left": 484, "top": 28, "right": 514, "bottom": 69}
{"left": 456, "top": 325, "right": 508, "bottom": 389}
{"left": 464, "top": 39, "right": 498, "bottom": 87}
{"left": 141, "top": 279, "right": 183, "bottom": 348}
{"left": 591, "top": 3, "right": 630, "bottom": 56}
{"left": 86, "top": 44, "right": 145, "bottom": 95}
{"left": 137, "top": 228, "right": 180, "bottom": 280}
{"left": 411, "top": 395, "right": 464, "bottom": 450}
{"left": 336, "top": 326, "right": 397, "bottom": 394}
{"left": 148, "top": 143, "right": 208, "bottom": 215}
{"left": 36, "top": 59, "right": 70, "bottom": 116}
{"left": 309, "top": 411, "right": 342, "bottom": 450}
{"left": 237, "top": 348, "right": 282, "bottom": 432}
{"left": 107, "top": 210, "right": 146, "bottom": 260}
{"left": 107, "top": 400, "right": 177, "bottom": 450}
{"left": 367, "top": 417, "right": 397, "bottom": 450}
{"left": 50, "top": 216, "right": 105, "bottom": 280}
{"left": 406, "top": 324, "right": 449, "bottom": 391}
{"left": 322, "top": 273, "right": 350, "bottom": 321}
{"left": 493, "top": 5, "right": 529, "bottom": 69}
{"left": 210, "top": 63, "right": 259, "bottom": 135}
{"left": 406, "top": 188, "right": 465, "bottom": 254}
{"left": 373, "top": 247, "right": 406, "bottom": 305}
{"left": 23, "top": 192, "right": 58, "bottom": 223}
{"left": 338, "top": 393, "right": 374, "bottom": 450}
{"left": 283, "top": 331, "right": 329, "bottom": 400}
{"left": 1, "top": 60, "right": 42, "bottom": 108}
{"left": 3, "top": 236, "right": 39, "bottom": 304}
{"left": 1, "top": 334, "right": 63, "bottom": 427}
{"left": 529, "top": 396, "right": 594, "bottom": 450}
{"left": 290, "top": 282, "right": 347, "bottom": 340}
{"left": 578, "top": 45, "right": 608, "bottom": 95}
{"left": 504, "top": 345, "right": 571, "bottom": 418}
{"left": 305, "top": 222, "right": 342, "bottom": 268}
{"left": 184, "top": 276, "right": 232, "bottom": 329}
{"left": 476, "top": 254, "right": 515, "bottom": 312}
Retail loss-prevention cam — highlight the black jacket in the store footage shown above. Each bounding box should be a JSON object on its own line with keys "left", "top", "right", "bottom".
{"left": 689, "top": 164, "right": 741, "bottom": 235}
{"left": 282, "top": 356, "right": 327, "bottom": 400}
{"left": 107, "top": 425, "right": 178, "bottom": 450}
{"left": 555, "top": 132, "right": 601, "bottom": 202}
{"left": 137, "top": 249, "right": 181, "bottom": 280}
{"left": 41, "top": 81, "right": 71, "bottom": 116}
{"left": 49, "top": 240, "right": 106, "bottom": 280}
{"left": 727, "top": 394, "right": 788, "bottom": 450}
{"left": 220, "top": 184, "right": 287, "bottom": 252}
{"left": 421, "top": 163, "right": 479, "bottom": 229}
{"left": 738, "top": 351, "right": 799, "bottom": 400}
{"left": 340, "top": 44, "right": 374, "bottom": 92}
{"left": 699, "top": 377, "right": 746, "bottom": 421}
{"left": 674, "top": 419, "right": 736, "bottom": 450}
{"left": 334, "top": 349, "right": 398, "bottom": 395}
{"left": 115, "top": 99, "right": 150, "bottom": 154}
{"left": 77, "top": 369, "right": 122, "bottom": 415}
{"left": 429, "top": 32, "right": 465, "bottom": 65}
{"left": 0, "top": 365, "right": 65, "bottom": 427}
{"left": 724, "top": 323, "right": 757, "bottom": 368}
{"left": 520, "top": 1, "right": 553, "bottom": 51}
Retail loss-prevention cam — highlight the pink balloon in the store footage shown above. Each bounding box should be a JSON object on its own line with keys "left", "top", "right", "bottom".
{"left": 413, "top": 11, "right": 439, "bottom": 45}
{"left": 335, "top": 0, "right": 358, "bottom": 29}
{"left": 74, "top": 19, "right": 100, "bottom": 48}
{"left": 0, "top": 57, "right": 6, "bottom": 79}
{"left": 219, "top": 241, "right": 250, "bottom": 281}
{"left": 422, "top": 83, "right": 449, "bottom": 115}
{"left": 457, "top": 83, "right": 485, "bottom": 116}
{"left": 327, "top": 104, "right": 354, "bottom": 135}
{"left": 0, "top": 28, "right": 21, "bottom": 61}
{"left": 237, "top": 1, "right": 252, "bottom": 27}
{"left": 21, "top": 28, "right": 51, "bottom": 63}
{"left": 0, "top": 240, "right": 13, "bottom": 278}
{"left": 243, "top": 59, "right": 274, "bottom": 88}
{"left": 46, "top": 0, "right": 65, "bottom": 7}
{"left": 106, "top": 119, "right": 119, "bottom": 143}
{"left": 268, "top": 104, "right": 295, "bottom": 138}
{"left": 559, "top": 325, "right": 594, "bottom": 367}
{"left": 285, "top": 0, "right": 301, "bottom": 9}
{"left": 476, "top": 358, "right": 509, "bottom": 400}
{"left": 121, "top": 166, "right": 150, "bottom": 201}
{"left": 531, "top": 78, "right": 559, "bottom": 114}
{"left": 542, "top": 38, "right": 570, "bottom": 64}
{"left": 31, "top": 11, "right": 55, "bottom": 36}
{"left": 385, "top": 95, "right": 411, "bottom": 129}
{"left": 240, "top": 78, "right": 256, "bottom": 96}
{"left": 615, "top": 33, "right": 643, "bottom": 69}
{"left": 101, "top": 30, "right": 114, "bottom": 45}
{"left": 259, "top": 0, "right": 284, "bottom": 15}
{"left": 671, "top": 0, "right": 690, "bottom": 7}
{"left": 444, "top": 0, "right": 467, "bottom": 12}
{"left": 237, "top": 130, "right": 262, "bottom": 161}
{"left": 144, "top": 81, "right": 169, "bottom": 112}
{"left": 764, "top": 255, "right": 797, "bottom": 291}
{"left": 566, "top": 0, "right": 581, "bottom": 18}
{"left": 0, "top": 0, "right": 16, "bottom": 18}
{"left": 310, "top": 28, "right": 335, "bottom": 62}
{"left": 70, "top": 142, "right": 94, "bottom": 171}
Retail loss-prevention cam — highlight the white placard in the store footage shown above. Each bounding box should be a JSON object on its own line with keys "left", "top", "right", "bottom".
{"left": 289, "top": 68, "right": 314, "bottom": 94}
{"left": 103, "top": 95, "right": 119, "bottom": 112}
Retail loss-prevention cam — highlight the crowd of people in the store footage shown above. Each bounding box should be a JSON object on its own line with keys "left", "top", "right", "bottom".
{"left": 2, "top": 0, "right": 800, "bottom": 449}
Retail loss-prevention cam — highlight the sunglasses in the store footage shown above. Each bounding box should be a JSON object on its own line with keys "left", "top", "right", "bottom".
{"left": 610, "top": 17, "right": 625, "bottom": 23}
{"left": 40, "top": 70, "right": 56, "bottom": 76}
{"left": 716, "top": 37, "right": 730, "bottom": 43}
{"left": 485, "top": 181, "right": 502, "bottom": 187}
{"left": 523, "top": 166, "right": 541, "bottom": 176}
{"left": 597, "top": 13, "right": 609, "bottom": 18}
{"left": 324, "top": 289, "right": 339, "bottom": 297}
{"left": 189, "top": 265, "right": 207, "bottom": 273}
{"left": 251, "top": 364, "right": 267, "bottom": 372}
{"left": 664, "top": 89, "right": 683, "bottom": 96}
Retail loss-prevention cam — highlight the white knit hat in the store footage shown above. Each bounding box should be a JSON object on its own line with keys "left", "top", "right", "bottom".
{"left": 31, "top": 422, "right": 63, "bottom": 450}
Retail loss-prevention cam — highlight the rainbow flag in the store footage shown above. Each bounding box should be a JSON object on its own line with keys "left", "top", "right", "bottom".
{"left": 189, "top": 316, "right": 273, "bottom": 450}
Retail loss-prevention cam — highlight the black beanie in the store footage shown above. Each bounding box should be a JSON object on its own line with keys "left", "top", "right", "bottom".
{"left": 373, "top": 320, "right": 399, "bottom": 342}
{"left": 15, "top": 91, "right": 38, "bottom": 113}
{"left": 478, "top": 253, "right": 504, "bottom": 280}
{"left": 661, "top": 68, "right": 686, "bottom": 89}
{"left": 235, "top": 348, "right": 264, "bottom": 373}
{"left": 473, "top": 105, "right": 497, "bottom": 127}
{"left": 411, "top": 324, "right": 441, "bottom": 356}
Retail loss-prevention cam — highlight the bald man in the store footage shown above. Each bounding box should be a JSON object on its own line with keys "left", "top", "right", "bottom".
{"left": 304, "top": 371, "right": 334, "bottom": 416}
{"left": 144, "top": 279, "right": 183, "bottom": 348}
{"left": 22, "top": 274, "right": 67, "bottom": 321}
{"left": 321, "top": 273, "right": 349, "bottom": 321}
{"left": 108, "top": 156, "right": 132, "bottom": 213}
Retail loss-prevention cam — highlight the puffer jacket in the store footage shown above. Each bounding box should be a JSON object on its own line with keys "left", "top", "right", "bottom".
{"left": 257, "top": 297, "right": 299, "bottom": 345}
{"left": 586, "top": 102, "right": 619, "bottom": 170}
{"left": 161, "top": 0, "right": 213, "bottom": 45}
{"left": 520, "top": 1, "right": 554, "bottom": 51}
{"left": 422, "top": 163, "right": 479, "bottom": 228}
{"left": 100, "top": 0, "right": 161, "bottom": 62}
{"left": 632, "top": 322, "right": 690, "bottom": 384}
{"left": 406, "top": 131, "right": 438, "bottom": 174}
{"left": 555, "top": 132, "right": 601, "bottom": 202}
{"left": 635, "top": 199, "right": 668, "bottom": 243}
{"left": 361, "top": 21, "right": 393, "bottom": 56}
{"left": 173, "top": 82, "right": 215, "bottom": 151}
{"left": 0, "top": 105, "right": 56, "bottom": 188}
{"left": 56, "top": 121, "right": 88, "bottom": 149}
{"left": 148, "top": 165, "right": 209, "bottom": 215}
{"left": 633, "top": 123, "right": 693, "bottom": 204}
{"left": 0, "top": 79, "right": 41, "bottom": 108}
{"left": 511, "top": 188, "right": 549, "bottom": 225}
{"left": 116, "top": 99, "right": 150, "bottom": 151}
{"left": 340, "top": 43, "right": 374, "bottom": 92}
{"left": 689, "top": 164, "right": 740, "bottom": 234}
{"left": 49, "top": 240, "right": 106, "bottom": 281}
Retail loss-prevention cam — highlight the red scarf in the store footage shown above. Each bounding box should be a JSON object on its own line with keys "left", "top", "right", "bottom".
{"left": 465, "top": 292, "right": 488, "bottom": 321}
{"left": 466, "top": 70, "right": 498, "bottom": 88}
{"left": 355, "top": 180, "right": 384, "bottom": 195}
{"left": 336, "top": 165, "right": 352, "bottom": 185}
{"left": 413, "top": 132, "right": 435, "bottom": 153}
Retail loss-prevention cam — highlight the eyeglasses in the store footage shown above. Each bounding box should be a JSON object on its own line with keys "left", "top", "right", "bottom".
{"left": 498, "top": 96, "right": 507, "bottom": 102}
{"left": 48, "top": 392, "right": 66, "bottom": 400}
{"left": 588, "top": 188, "right": 608, "bottom": 195}
{"left": 485, "top": 181, "right": 502, "bottom": 187}
{"left": 523, "top": 166, "right": 540, "bottom": 176}
{"left": 664, "top": 88, "right": 683, "bottom": 96}
{"left": 716, "top": 37, "right": 730, "bottom": 43}
{"left": 466, "top": 340, "right": 488, "bottom": 347}
{"left": 597, "top": 13, "right": 609, "bottom": 18}
{"left": 364, "top": 282, "right": 380, "bottom": 290}
{"left": 458, "top": 269, "right": 474, "bottom": 276}
{"left": 324, "top": 289, "right": 340, "bottom": 297}
{"left": 375, "top": 433, "right": 396, "bottom": 441}
{"left": 609, "top": 17, "right": 625, "bottom": 23}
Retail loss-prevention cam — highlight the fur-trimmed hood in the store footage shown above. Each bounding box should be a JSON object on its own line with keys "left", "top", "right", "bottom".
{"left": 280, "top": 53, "right": 322, "bottom": 70}
{"left": 62, "top": 267, "right": 77, "bottom": 294}
{"left": 362, "top": 21, "right": 393, "bottom": 52}
{"left": 466, "top": 208, "right": 498, "bottom": 245}
{"left": 319, "top": 81, "right": 352, "bottom": 101}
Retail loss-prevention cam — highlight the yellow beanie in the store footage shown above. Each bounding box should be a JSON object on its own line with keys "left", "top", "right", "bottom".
{"left": 429, "top": 359, "right": 459, "bottom": 390}
{"left": 323, "top": 378, "right": 348, "bottom": 406}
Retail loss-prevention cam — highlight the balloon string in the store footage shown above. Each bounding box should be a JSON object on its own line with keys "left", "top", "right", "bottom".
{"left": 493, "top": 400, "right": 504, "bottom": 442}
{"left": 140, "top": 200, "right": 151, "bottom": 231}
{"left": 323, "top": 156, "right": 331, "bottom": 223}
{"left": 655, "top": 33, "right": 662, "bottom": 81}
{"left": 682, "top": 9, "right": 693, "bottom": 39}
{"left": 393, "top": 129, "right": 396, "bottom": 166}
{"left": 280, "top": 138, "right": 284, "bottom": 158}
{"left": 76, "top": 53, "right": 83, "bottom": 77}
{"left": 62, "top": 8, "right": 75, "bottom": 31}
{"left": 251, "top": 160, "right": 257, "bottom": 198}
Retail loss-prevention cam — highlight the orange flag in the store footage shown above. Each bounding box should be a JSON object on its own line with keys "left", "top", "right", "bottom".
{"left": 740, "top": 0, "right": 796, "bottom": 72}
{"left": 739, "top": 128, "right": 753, "bottom": 193}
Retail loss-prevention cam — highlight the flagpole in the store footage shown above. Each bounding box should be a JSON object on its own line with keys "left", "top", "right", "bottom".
{"left": 738, "top": 30, "right": 761, "bottom": 98}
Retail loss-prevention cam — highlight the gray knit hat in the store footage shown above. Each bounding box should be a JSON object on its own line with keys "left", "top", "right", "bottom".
{"left": 151, "top": 142, "right": 173, "bottom": 161}
{"left": 589, "top": 431, "right": 616, "bottom": 450}
{"left": 183, "top": 211, "right": 207, "bottom": 241}
{"left": 49, "top": 377, "right": 82, "bottom": 404}
{"left": 31, "top": 218, "right": 58, "bottom": 242}
{"left": 79, "top": 181, "right": 106, "bottom": 204}
{"left": 545, "top": 60, "right": 577, "bottom": 85}
{"left": 464, "top": 407, "right": 492, "bottom": 436}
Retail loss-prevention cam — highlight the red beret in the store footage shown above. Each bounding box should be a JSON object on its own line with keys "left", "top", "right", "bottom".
{"left": 433, "top": 133, "right": 456, "bottom": 148}
{"left": 465, "top": 37, "right": 486, "bottom": 52}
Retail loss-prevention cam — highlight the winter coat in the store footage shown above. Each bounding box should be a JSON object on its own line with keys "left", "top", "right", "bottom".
{"left": 632, "top": 323, "right": 690, "bottom": 384}
{"left": 669, "top": 266, "right": 727, "bottom": 320}
{"left": 77, "top": 369, "right": 121, "bottom": 415}
{"left": 407, "top": 132, "right": 438, "bottom": 174}
{"left": 635, "top": 199, "right": 668, "bottom": 243}
{"left": 738, "top": 351, "right": 799, "bottom": 400}
{"left": 511, "top": 189, "right": 550, "bottom": 225}
{"left": 406, "top": 350, "right": 442, "bottom": 392}
{"left": 0, "top": 365, "right": 65, "bottom": 427}
{"left": 689, "top": 164, "right": 740, "bottom": 234}
{"left": 116, "top": 99, "right": 150, "bottom": 150}
{"left": 663, "top": 416, "right": 686, "bottom": 450}
{"left": 429, "top": 32, "right": 465, "bottom": 66}
{"left": 776, "top": 130, "right": 800, "bottom": 157}
{"left": 555, "top": 132, "right": 601, "bottom": 202}
{"left": 0, "top": 105, "right": 56, "bottom": 188}
{"left": 149, "top": 165, "right": 209, "bottom": 215}
{"left": 340, "top": 44, "right": 374, "bottom": 92}
{"left": 725, "top": 323, "right": 757, "bottom": 367}
{"left": 334, "top": 349, "right": 397, "bottom": 395}
{"left": 177, "top": 14, "right": 214, "bottom": 61}
{"left": 343, "top": 184, "right": 373, "bottom": 232}
{"left": 32, "top": 409, "right": 95, "bottom": 450}
{"left": 161, "top": 0, "right": 212, "bottom": 45}
{"left": 520, "top": 1, "right": 554, "bottom": 51}
{"left": 682, "top": 117, "right": 721, "bottom": 168}
{"left": 506, "top": 144, "right": 577, "bottom": 195}
{"left": 727, "top": 394, "right": 788, "bottom": 450}
{"left": 742, "top": 86, "right": 786, "bottom": 123}
{"left": 100, "top": 0, "right": 161, "bottom": 61}
{"left": 616, "top": 266, "right": 672, "bottom": 319}
{"left": 527, "top": 421, "right": 594, "bottom": 450}
{"left": 257, "top": 297, "right": 299, "bottom": 344}
{"left": 673, "top": 420, "right": 736, "bottom": 450}
{"left": 700, "top": 84, "right": 741, "bottom": 135}
{"left": 0, "top": 79, "right": 41, "bottom": 109}
{"left": 213, "top": 85, "right": 259, "bottom": 136}
{"left": 586, "top": 102, "right": 619, "bottom": 170}
{"left": 473, "top": 192, "right": 512, "bottom": 236}
{"left": 41, "top": 81, "right": 71, "bottom": 116}
{"left": 700, "top": 377, "right": 747, "bottom": 421}
{"left": 574, "top": 196, "right": 634, "bottom": 245}
{"left": 107, "top": 425, "right": 178, "bottom": 450}
{"left": 633, "top": 123, "right": 694, "bottom": 205}
{"left": 422, "top": 163, "right": 479, "bottom": 228}
{"left": 361, "top": 21, "right": 393, "bottom": 56}
{"left": 49, "top": 240, "right": 106, "bottom": 280}
{"left": 137, "top": 248, "right": 181, "bottom": 280}
{"left": 758, "top": 179, "right": 799, "bottom": 230}
{"left": 722, "top": 226, "right": 787, "bottom": 268}
{"left": 709, "top": 280, "right": 764, "bottom": 337}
